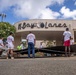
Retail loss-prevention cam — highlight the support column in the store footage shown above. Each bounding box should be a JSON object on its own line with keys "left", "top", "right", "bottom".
{"left": 69, "top": 24, "right": 75, "bottom": 42}
{"left": 69, "top": 25, "right": 75, "bottom": 40}
{"left": 14, "top": 35, "right": 21, "bottom": 48}
{"left": 71, "top": 30, "right": 74, "bottom": 41}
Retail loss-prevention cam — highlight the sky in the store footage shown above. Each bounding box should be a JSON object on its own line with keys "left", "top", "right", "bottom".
{"left": 0, "top": 0, "right": 76, "bottom": 24}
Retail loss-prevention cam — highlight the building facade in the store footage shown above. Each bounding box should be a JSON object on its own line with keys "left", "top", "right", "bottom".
{"left": 14, "top": 19, "right": 76, "bottom": 48}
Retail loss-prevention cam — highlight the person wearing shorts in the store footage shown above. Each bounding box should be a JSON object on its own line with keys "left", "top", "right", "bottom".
{"left": 7, "top": 32, "right": 14, "bottom": 59}
{"left": 63, "top": 28, "right": 72, "bottom": 57}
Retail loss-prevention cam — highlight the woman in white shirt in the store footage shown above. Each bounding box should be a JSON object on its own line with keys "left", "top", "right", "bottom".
{"left": 7, "top": 32, "right": 14, "bottom": 59}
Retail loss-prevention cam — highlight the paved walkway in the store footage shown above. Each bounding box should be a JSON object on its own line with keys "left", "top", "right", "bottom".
{"left": 0, "top": 57, "right": 76, "bottom": 75}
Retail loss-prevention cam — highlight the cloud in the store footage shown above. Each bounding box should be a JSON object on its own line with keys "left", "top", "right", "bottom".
{"left": 39, "top": 8, "right": 60, "bottom": 19}
{"left": 74, "top": 1, "right": 76, "bottom": 5}
{"left": 0, "top": 0, "right": 64, "bottom": 19}
{"left": 60, "top": 6, "right": 76, "bottom": 19}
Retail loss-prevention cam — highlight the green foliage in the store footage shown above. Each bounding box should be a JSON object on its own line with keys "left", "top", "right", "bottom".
{"left": 0, "top": 22, "right": 16, "bottom": 38}
{"left": 21, "top": 41, "right": 27, "bottom": 47}
{"left": 46, "top": 41, "right": 53, "bottom": 47}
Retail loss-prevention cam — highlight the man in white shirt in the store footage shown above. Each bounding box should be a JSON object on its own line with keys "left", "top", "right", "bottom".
{"left": 7, "top": 32, "right": 14, "bottom": 59}
{"left": 26, "top": 31, "right": 36, "bottom": 58}
{"left": 63, "top": 28, "right": 72, "bottom": 57}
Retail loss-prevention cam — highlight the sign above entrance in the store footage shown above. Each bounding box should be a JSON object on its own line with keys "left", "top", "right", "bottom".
{"left": 18, "top": 22, "right": 67, "bottom": 30}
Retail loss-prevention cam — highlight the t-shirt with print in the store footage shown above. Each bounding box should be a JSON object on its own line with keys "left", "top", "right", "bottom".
{"left": 7, "top": 35, "right": 14, "bottom": 47}
{"left": 26, "top": 33, "right": 36, "bottom": 44}
{"left": 63, "top": 31, "right": 72, "bottom": 41}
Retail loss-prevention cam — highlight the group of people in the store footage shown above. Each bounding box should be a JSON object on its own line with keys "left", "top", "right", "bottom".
{"left": 0, "top": 28, "right": 74, "bottom": 59}
{"left": 27, "top": 28, "right": 74, "bottom": 57}
{"left": 0, "top": 32, "right": 14, "bottom": 59}
{"left": 0, "top": 31, "right": 36, "bottom": 59}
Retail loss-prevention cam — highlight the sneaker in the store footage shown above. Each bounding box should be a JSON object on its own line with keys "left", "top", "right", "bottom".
{"left": 11, "top": 57, "right": 14, "bottom": 59}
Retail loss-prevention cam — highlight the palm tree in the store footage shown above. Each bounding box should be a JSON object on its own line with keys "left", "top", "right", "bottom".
{"left": 0, "top": 13, "right": 6, "bottom": 22}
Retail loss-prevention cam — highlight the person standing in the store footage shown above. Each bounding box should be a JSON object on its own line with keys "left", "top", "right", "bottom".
{"left": 0, "top": 37, "right": 8, "bottom": 57}
{"left": 26, "top": 31, "right": 36, "bottom": 58}
{"left": 7, "top": 32, "right": 14, "bottom": 59}
{"left": 39, "top": 42, "right": 43, "bottom": 49}
{"left": 63, "top": 28, "right": 72, "bottom": 57}
{"left": 70, "top": 38, "right": 74, "bottom": 45}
